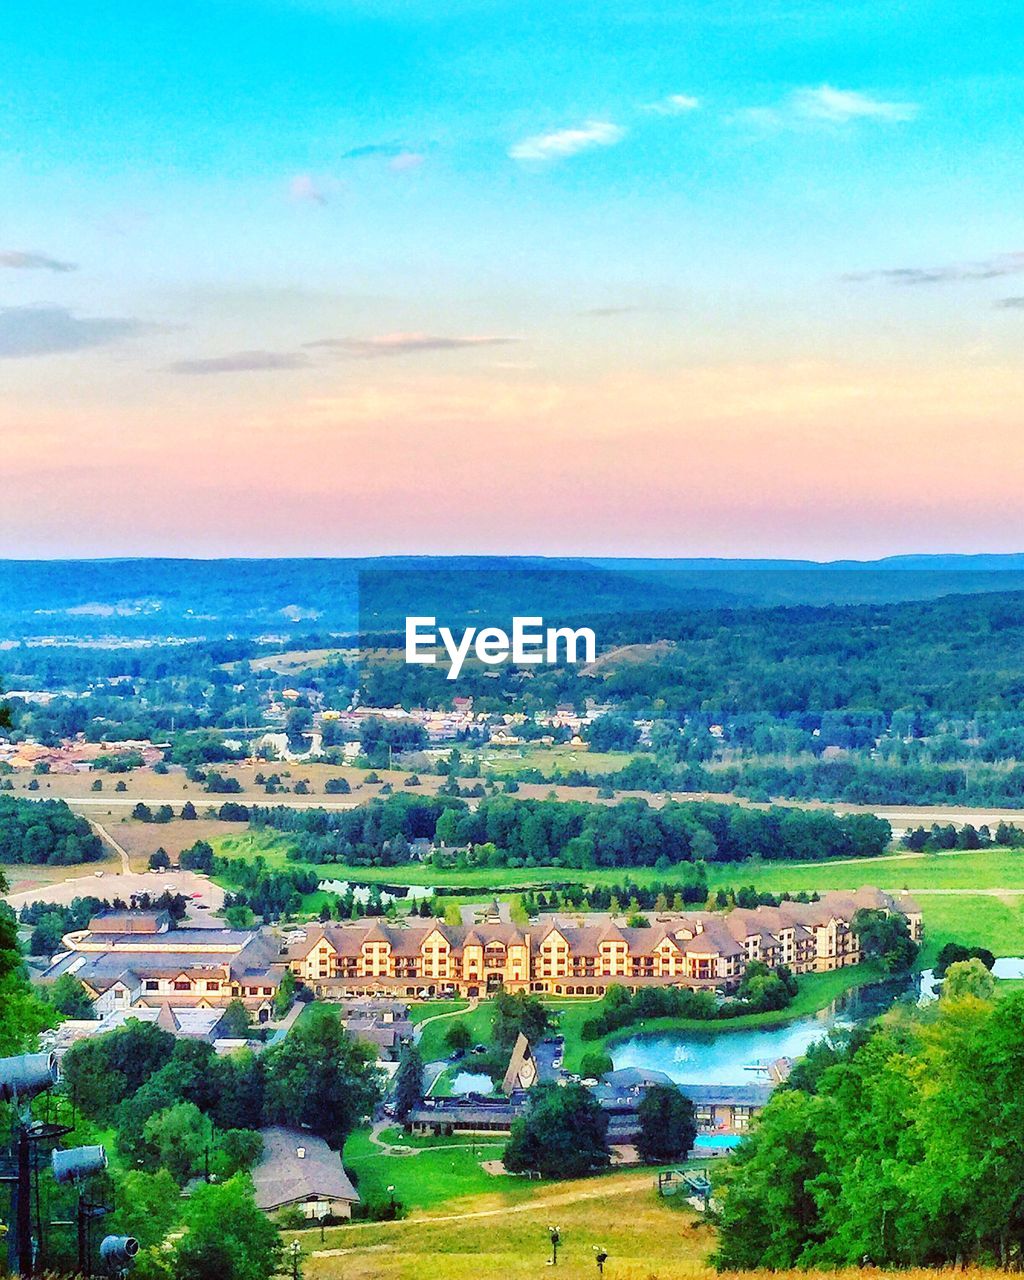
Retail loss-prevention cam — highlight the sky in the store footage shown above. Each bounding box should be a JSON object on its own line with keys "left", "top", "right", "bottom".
{"left": 2, "top": 0, "right": 1023, "bottom": 559}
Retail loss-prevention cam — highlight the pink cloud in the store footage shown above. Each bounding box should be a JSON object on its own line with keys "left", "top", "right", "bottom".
{"left": 288, "top": 174, "right": 328, "bottom": 205}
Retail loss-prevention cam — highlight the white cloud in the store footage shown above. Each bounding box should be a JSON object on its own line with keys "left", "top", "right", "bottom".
{"left": 792, "top": 85, "right": 918, "bottom": 123}
{"left": 733, "top": 85, "right": 918, "bottom": 131}
{"left": 508, "top": 120, "right": 626, "bottom": 162}
{"left": 389, "top": 151, "right": 425, "bottom": 172}
{"left": 640, "top": 93, "right": 700, "bottom": 116}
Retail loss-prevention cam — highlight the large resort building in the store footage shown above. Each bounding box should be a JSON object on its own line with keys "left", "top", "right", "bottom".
{"left": 287, "top": 887, "right": 923, "bottom": 999}
{"left": 41, "top": 910, "right": 288, "bottom": 1021}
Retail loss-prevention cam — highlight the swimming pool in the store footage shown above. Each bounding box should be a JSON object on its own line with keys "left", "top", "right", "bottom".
{"left": 693, "top": 1133, "right": 744, "bottom": 1150}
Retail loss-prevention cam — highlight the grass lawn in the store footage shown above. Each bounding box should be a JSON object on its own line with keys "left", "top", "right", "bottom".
{"left": 291, "top": 1166, "right": 716, "bottom": 1280}
{"left": 702, "top": 848, "right": 1024, "bottom": 896}
{"left": 340, "top": 1126, "right": 527, "bottom": 1214}
{"left": 412, "top": 1000, "right": 496, "bottom": 1062}
{"left": 464, "top": 744, "right": 640, "bottom": 778}
{"left": 213, "top": 831, "right": 1024, "bottom": 899}
{"left": 377, "top": 1127, "right": 498, "bottom": 1150}
{"left": 916, "top": 894, "right": 1024, "bottom": 962}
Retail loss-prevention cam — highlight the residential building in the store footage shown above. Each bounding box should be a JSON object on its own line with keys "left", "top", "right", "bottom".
{"left": 251, "top": 1127, "right": 360, "bottom": 1220}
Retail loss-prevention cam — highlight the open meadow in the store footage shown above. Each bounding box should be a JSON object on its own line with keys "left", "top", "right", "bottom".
{"left": 293, "top": 1167, "right": 715, "bottom": 1280}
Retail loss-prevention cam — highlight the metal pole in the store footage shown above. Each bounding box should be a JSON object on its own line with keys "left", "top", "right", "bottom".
{"left": 16, "top": 1128, "right": 33, "bottom": 1279}
{"left": 77, "top": 1194, "right": 88, "bottom": 1277}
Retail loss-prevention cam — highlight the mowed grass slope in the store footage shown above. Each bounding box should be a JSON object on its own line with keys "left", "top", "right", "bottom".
{"left": 297, "top": 1171, "right": 714, "bottom": 1280}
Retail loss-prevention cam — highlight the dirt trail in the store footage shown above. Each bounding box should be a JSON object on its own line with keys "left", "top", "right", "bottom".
{"left": 88, "top": 819, "right": 131, "bottom": 873}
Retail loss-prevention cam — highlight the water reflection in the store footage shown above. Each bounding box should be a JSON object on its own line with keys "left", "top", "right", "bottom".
{"left": 610, "top": 974, "right": 920, "bottom": 1086}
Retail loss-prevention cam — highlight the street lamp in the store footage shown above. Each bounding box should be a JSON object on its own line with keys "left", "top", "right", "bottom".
{"left": 289, "top": 1239, "right": 301, "bottom": 1280}
{"left": 547, "top": 1225, "right": 560, "bottom": 1266}
{"left": 594, "top": 1245, "right": 609, "bottom": 1275}
{"left": 387, "top": 1184, "right": 396, "bottom": 1217}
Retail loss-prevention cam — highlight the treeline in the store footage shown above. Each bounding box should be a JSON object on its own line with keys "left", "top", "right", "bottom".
{"left": 903, "top": 820, "right": 1024, "bottom": 851}
{"left": 580, "top": 966, "right": 800, "bottom": 1037}
{"left": 715, "top": 987, "right": 1024, "bottom": 1268}
{"left": 251, "top": 793, "right": 891, "bottom": 870}
{"left": 511, "top": 754, "right": 1024, "bottom": 809}
{"left": 521, "top": 872, "right": 710, "bottom": 915}
{"left": 0, "top": 794, "right": 103, "bottom": 865}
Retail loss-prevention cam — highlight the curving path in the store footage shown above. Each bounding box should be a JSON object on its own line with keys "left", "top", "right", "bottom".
{"left": 412, "top": 995, "right": 479, "bottom": 1043}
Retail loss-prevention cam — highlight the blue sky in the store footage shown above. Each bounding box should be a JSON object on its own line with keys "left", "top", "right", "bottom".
{"left": 2, "top": 1, "right": 1023, "bottom": 556}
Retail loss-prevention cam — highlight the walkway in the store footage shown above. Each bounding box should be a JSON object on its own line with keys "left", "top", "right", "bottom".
{"left": 265, "top": 999, "right": 305, "bottom": 1045}
{"left": 89, "top": 819, "right": 131, "bottom": 874}
{"left": 412, "top": 996, "right": 479, "bottom": 1043}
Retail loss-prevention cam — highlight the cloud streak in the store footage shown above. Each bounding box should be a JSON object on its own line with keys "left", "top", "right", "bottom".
{"left": 340, "top": 143, "right": 407, "bottom": 161}
{"left": 792, "top": 86, "right": 918, "bottom": 123}
{"left": 166, "top": 350, "right": 312, "bottom": 375}
{"left": 0, "top": 306, "right": 151, "bottom": 358}
{"left": 846, "top": 251, "right": 1024, "bottom": 286}
{"left": 640, "top": 93, "right": 700, "bottom": 115}
{"left": 0, "top": 250, "right": 77, "bottom": 272}
{"left": 509, "top": 120, "right": 625, "bottom": 162}
{"left": 734, "top": 85, "right": 918, "bottom": 130}
{"left": 305, "top": 332, "right": 522, "bottom": 359}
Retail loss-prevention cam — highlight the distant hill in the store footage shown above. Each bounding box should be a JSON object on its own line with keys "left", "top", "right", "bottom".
{"left": 1, "top": 553, "right": 1023, "bottom": 639}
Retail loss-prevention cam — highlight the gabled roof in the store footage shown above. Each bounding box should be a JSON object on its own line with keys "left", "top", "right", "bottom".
{"left": 501, "top": 1032, "right": 536, "bottom": 1095}
{"left": 251, "top": 1127, "right": 359, "bottom": 1211}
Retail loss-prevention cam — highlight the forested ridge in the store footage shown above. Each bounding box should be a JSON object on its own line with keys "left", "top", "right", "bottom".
{"left": 251, "top": 793, "right": 891, "bottom": 869}
{"left": 715, "top": 986, "right": 1024, "bottom": 1269}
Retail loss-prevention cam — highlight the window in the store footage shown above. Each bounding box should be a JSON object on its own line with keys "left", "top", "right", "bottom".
{"left": 174, "top": 980, "right": 190, "bottom": 991}
{"left": 145, "top": 980, "right": 160, "bottom": 991}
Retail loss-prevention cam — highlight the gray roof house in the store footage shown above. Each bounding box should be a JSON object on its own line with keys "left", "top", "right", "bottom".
{"left": 251, "top": 1127, "right": 360, "bottom": 1220}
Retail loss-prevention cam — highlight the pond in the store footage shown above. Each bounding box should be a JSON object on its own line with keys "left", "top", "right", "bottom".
{"left": 610, "top": 974, "right": 921, "bottom": 1086}
{"left": 993, "top": 957, "right": 1024, "bottom": 979}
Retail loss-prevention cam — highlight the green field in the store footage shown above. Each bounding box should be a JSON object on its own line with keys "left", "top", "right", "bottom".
{"left": 215, "top": 827, "right": 1024, "bottom": 965}
{"left": 215, "top": 828, "right": 1024, "bottom": 894}
{"left": 341, "top": 1125, "right": 524, "bottom": 1213}
{"left": 295, "top": 1164, "right": 715, "bottom": 1280}
{"left": 411, "top": 1000, "right": 496, "bottom": 1062}
{"left": 465, "top": 744, "right": 640, "bottom": 777}
{"left": 703, "top": 848, "right": 1024, "bottom": 895}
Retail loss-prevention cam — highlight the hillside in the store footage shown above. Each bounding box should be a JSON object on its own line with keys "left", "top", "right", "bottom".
{"left": 4, "top": 554, "right": 1024, "bottom": 639}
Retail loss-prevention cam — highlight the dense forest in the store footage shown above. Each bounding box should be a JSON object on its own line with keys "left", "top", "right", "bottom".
{"left": 251, "top": 793, "right": 891, "bottom": 870}
{"left": 0, "top": 795, "right": 103, "bottom": 865}
{"left": 715, "top": 984, "right": 1024, "bottom": 1268}
{"left": 7, "top": 588, "right": 1024, "bottom": 808}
